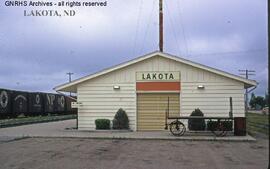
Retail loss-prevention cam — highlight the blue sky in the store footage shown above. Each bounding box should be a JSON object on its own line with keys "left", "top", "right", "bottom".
{"left": 0, "top": 0, "right": 268, "bottom": 96}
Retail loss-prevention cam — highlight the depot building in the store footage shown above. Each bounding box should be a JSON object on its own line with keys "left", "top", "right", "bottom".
{"left": 54, "top": 52, "right": 257, "bottom": 131}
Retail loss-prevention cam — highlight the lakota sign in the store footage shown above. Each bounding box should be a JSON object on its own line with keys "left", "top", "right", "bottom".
{"left": 136, "top": 72, "right": 180, "bottom": 81}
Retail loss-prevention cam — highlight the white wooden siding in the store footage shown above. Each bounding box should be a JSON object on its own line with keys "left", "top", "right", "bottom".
{"left": 77, "top": 55, "right": 245, "bottom": 131}
{"left": 77, "top": 83, "right": 136, "bottom": 130}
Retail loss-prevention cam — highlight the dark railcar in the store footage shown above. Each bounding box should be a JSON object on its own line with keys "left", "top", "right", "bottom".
{"left": 28, "top": 92, "right": 44, "bottom": 116}
{"left": 0, "top": 88, "right": 12, "bottom": 118}
{"left": 55, "top": 94, "right": 66, "bottom": 113}
{"left": 12, "top": 90, "right": 28, "bottom": 116}
{"left": 65, "top": 96, "right": 76, "bottom": 114}
{"left": 44, "top": 93, "right": 56, "bottom": 114}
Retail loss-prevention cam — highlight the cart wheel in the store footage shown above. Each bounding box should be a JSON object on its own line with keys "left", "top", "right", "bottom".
{"left": 169, "top": 120, "right": 186, "bottom": 136}
{"left": 211, "top": 121, "right": 226, "bottom": 137}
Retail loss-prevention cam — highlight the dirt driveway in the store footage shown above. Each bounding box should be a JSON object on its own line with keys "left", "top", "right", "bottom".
{"left": 0, "top": 137, "right": 268, "bottom": 169}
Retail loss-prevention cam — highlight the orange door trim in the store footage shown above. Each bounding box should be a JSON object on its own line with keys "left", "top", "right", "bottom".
{"left": 136, "top": 82, "right": 181, "bottom": 91}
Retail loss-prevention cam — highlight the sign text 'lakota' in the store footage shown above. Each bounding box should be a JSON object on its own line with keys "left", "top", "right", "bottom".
{"left": 136, "top": 72, "right": 180, "bottom": 81}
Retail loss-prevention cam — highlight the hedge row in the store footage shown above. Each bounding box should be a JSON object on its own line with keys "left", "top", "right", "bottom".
{"left": 95, "top": 108, "right": 129, "bottom": 130}
{"left": 188, "top": 109, "right": 232, "bottom": 131}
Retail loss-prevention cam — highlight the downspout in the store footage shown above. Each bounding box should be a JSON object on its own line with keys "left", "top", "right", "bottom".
{"left": 245, "top": 85, "right": 257, "bottom": 118}
{"left": 247, "top": 85, "right": 257, "bottom": 94}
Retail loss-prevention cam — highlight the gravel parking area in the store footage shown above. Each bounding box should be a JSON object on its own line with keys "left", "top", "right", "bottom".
{"left": 0, "top": 137, "right": 268, "bottom": 169}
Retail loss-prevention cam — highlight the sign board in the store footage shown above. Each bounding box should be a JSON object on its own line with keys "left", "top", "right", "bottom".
{"left": 71, "top": 102, "right": 82, "bottom": 108}
{"left": 136, "top": 72, "right": 180, "bottom": 82}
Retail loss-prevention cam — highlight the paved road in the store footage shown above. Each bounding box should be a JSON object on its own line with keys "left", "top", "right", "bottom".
{"left": 0, "top": 137, "right": 268, "bottom": 169}
{"left": 0, "top": 119, "right": 76, "bottom": 141}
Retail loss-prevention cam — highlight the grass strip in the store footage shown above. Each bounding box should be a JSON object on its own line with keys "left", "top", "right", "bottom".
{"left": 247, "top": 112, "right": 269, "bottom": 135}
{"left": 0, "top": 114, "right": 76, "bottom": 128}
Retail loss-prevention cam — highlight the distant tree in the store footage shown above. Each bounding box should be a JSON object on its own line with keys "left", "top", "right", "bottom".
{"left": 249, "top": 93, "right": 267, "bottom": 109}
{"left": 255, "top": 96, "right": 265, "bottom": 108}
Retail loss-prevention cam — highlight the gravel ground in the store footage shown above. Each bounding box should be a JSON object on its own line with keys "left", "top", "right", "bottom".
{"left": 0, "top": 137, "right": 268, "bottom": 169}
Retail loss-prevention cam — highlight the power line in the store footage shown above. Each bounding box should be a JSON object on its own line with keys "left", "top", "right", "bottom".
{"left": 238, "top": 69, "right": 256, "bottom": 117}
{"left": 132, "top": 0, "right": 143, "bottom": 56}
{"left": 164, "top": 0, "right": 181, "bottom": 56}
{"left": 66, "top": 72, "right": 74, "bottom": 82}
{"left": 187, "top": 48, "right": 266, "bottom": 57}
{"left": 176, "top": 0, "right": 189, "bottom": 56}
{"left": 239, "top": 69, "right": 256, "bottom": 81}
{"left": 159, "top": 0, "right": 163, "bottom": 52}
{"left": 140, "top": 0, "right": 156, "bottom": 53}
{"left": 66, "top": 72, "right": 74, "bottom": 96}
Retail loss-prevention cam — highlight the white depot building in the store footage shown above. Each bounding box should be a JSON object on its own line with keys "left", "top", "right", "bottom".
{"left": 54, "top": 52, "right": 257, "bottom": 131}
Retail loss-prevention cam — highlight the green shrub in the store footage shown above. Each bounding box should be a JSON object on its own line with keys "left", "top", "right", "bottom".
{"left": 207, "top": 120, "right": 232, "bottom": 131}
{"left": 95, "top": 119, "right": 110, "bottom": 130}
{"left": 112, "top": 108, "right": 129, "bottom": 129}
{"left": 188, "top": 108, "right": 206, "bottom": 131}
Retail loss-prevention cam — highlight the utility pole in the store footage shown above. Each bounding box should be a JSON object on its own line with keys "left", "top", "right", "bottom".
{"left": 66, "top": 72, "right": 74, "bottom": 96}
{"left": 239, "top": 69, "right": 256, "bottom": 115}
{"left": 159, "top": 0, "right": 163, "bottom": 52}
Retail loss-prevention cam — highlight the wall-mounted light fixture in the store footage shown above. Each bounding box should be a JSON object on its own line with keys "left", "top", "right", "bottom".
{"left": 113, "top": 85, "right": 120, "bottom": 90}
{"left": 197, "top": 85, "right": 205, "bottom": 89}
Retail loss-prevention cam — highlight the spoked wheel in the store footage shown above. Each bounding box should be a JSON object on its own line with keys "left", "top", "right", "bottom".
{"left": 169, "top": 120, "right": 186, "bottom": 136}
{"left": 211, "top": 121, "right": 227, "bottom": 137}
